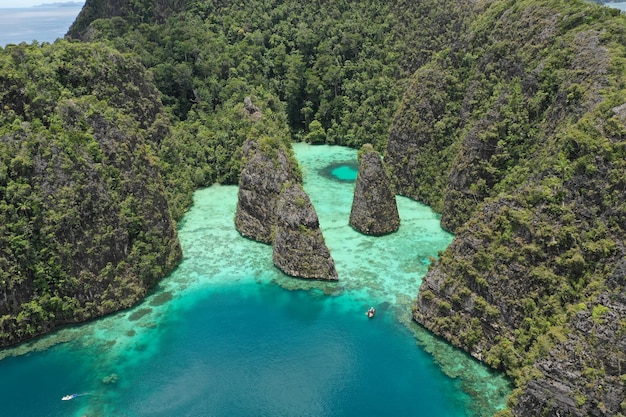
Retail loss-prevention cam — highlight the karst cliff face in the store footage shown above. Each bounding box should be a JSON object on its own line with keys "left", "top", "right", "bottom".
{"left": 349, "top": 144, "right": 400, "bottom": 236}
{"left": 511, "top": 261, "right": 626, "bottom": 416}
{"left": 387, "top": 1, "right": 626, "bottom": 415}
{"left": 0, "top": 42, "right": 182, "bottom": 347}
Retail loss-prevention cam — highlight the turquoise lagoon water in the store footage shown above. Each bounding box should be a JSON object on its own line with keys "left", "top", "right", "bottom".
{"left": 0, "top": 144, "right": 510, "bottom": 416}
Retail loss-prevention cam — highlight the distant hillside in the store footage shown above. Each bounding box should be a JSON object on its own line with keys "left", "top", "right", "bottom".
{"left": 34, "top": 1, "right": 85, "bottom": 7}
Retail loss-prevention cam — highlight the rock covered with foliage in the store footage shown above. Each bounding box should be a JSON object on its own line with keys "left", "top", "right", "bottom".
{"left": 512, "top": 260, "right": 626, "bottom": 416}
{"left": 272, "top": 184, "right": 338, "bottom": 280}
{"left": 0, "top": 41, "right": 181, "bottom": 346}
{"left": 67, "top": 0, "right": 187, "bottom": 40}
{"left": 234, "top": 109, "right": 336, "bottom": 280}
{"left": 387, "top": 1, "right": 626, "bottom": 415}
{"left": 349, "top": 144, "right": 399, "bottom": 235}
{"left": 66, "top": 0, "right": 466, "bottom": 150}
{"left": 235, "top": 135, "right": 302, "bottom": 243}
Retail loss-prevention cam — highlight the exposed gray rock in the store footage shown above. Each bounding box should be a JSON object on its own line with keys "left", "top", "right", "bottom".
{"left": 350, "top": 144, "right": 400, "bottom": 235}
{"left": 243, "top": 96, "right": 262, "bottom": 121}
{"left": 244, "top": 96, "right": 261, "bottom": 115}
{"left": 234, "top": 139, "right": 301, "bottom": 243}
{"left": 512, "top": 260, "right": 626, "bottom": 417}
{"left": 272, "top": 184, "right": 338, "bottom": 280}
{"left": 235, "top": 138, "right": 335, "bottom": 281}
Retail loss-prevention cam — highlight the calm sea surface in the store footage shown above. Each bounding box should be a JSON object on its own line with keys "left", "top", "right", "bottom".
{"left": 0, "top": 144, "right": 510, "bottom": 416}
{"left": 0, "top": 5, "right": 83, "bottom": 46}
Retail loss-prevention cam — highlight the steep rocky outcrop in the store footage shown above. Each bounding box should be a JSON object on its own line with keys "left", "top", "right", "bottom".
{"left": 243, "top": 96, "right": 262, "bottom": 119}
{"left": 349, "top": 144, "right": 400, "bottom": 235}
{"left": 234, "top": 137, "right": 301, "bottom": 243}
{"left": 397, "top": 1, "right": 626, "bottom": 415}
{"left": 235, "top": 138, "right": 337, "bottom": 280}
{"left": 0, "top": 41, "right": 181, "bottom": 347}
{"left": 272, "top": 184, "right": 338, "bottom": 280}
{"left": 512, "top": 263, "right": 626, "bottom": 416}
{"left": 385, "top": 59, "right": 465, "bottom": 217}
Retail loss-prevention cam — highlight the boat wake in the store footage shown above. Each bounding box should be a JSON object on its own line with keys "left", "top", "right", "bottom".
{"left": 61, "top": 392, "right": 92, "bottom": 401}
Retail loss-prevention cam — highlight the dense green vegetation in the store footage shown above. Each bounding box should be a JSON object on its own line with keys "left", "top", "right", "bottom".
{"left": 3, "top": 0, "right": 466, "bottom": 347}
{"left": 0, "top": 41, "right": 182, "bottom": 344}
{"left": 389, "top": 0, "right": 626, "bottom": 223}
{"left": 387, "top": 0, "right": 626, "bottom": 414}
{"left": 68, "top": 0, "right": 467, "bottom": 162}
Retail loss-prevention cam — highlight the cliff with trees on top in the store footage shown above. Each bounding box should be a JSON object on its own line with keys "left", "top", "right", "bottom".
{"left": 0, "top": 41, "right": 181, "bottom": 346}
{"left": 385, "top": 1, "right": 626, "bottom": 414}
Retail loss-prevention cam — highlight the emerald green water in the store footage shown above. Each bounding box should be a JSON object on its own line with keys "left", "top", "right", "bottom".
{"left": 0, "top": 143, "right": 510, "bottom": 416}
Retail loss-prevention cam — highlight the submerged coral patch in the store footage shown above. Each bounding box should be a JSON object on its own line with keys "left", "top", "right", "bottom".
{"left": 149, "top": 291, "right": 173, "bottom": 306}
{"left": 102, "top": 373, "right": 119, "bottom": 385}
{"left": 127, "top": 308, "right": 152, "bottom": 322}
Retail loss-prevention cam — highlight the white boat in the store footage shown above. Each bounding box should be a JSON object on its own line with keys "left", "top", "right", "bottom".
{"left": 62, "top": 393, "right": 78, "bottom": 401}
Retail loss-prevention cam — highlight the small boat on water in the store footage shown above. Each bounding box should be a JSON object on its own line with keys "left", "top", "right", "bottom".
{"left": 366, "top": 307, "right": 376, "bottom": 318}
{"left": 62, "top": 394, "right": 78, "bottom": 401}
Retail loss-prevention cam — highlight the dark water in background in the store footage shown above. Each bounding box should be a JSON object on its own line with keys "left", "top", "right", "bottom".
{"left": 0, "top": 144, "right": 510, "bottom": 416}
{"left": 0, "top": 5, "right": 83, "bottom": 46}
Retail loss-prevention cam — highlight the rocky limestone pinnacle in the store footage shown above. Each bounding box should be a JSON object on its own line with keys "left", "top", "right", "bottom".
{"left": 272, "top": 183, "right": 338, "bottom": 280}
{"left": 349, "top": 144, "right": 400, "bottom": 235}
{"left": 234, "top": 138, "right": 300, "bottom": 243}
